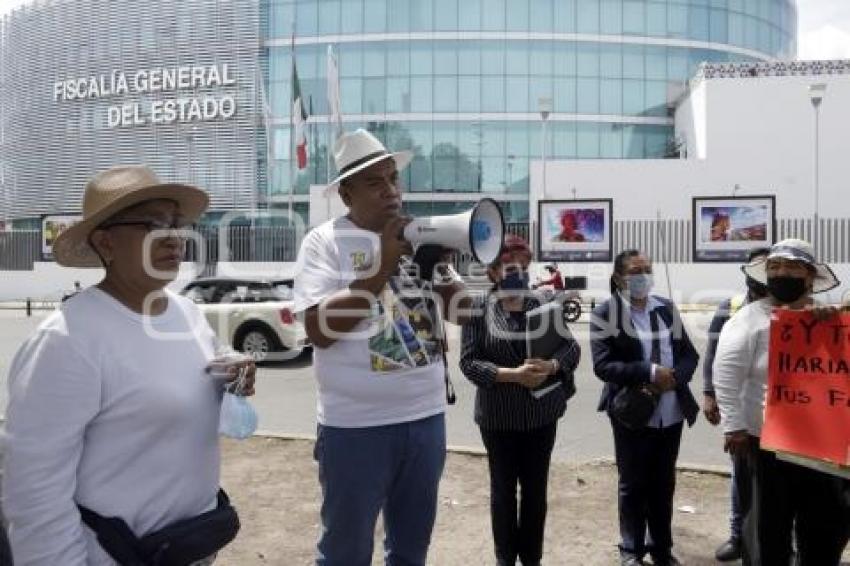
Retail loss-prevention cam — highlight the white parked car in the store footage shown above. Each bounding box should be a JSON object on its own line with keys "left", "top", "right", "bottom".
{"left": 180, "top": 277, "right": 309, "bottom": 363}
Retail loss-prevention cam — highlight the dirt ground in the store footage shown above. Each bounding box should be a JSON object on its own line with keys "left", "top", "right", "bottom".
{"left": 216, "top": 436, "right": 758, "bottom": 566}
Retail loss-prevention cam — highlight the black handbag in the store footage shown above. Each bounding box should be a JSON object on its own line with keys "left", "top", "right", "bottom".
{"left": 78, "top": 489, "right": 240, "bottom": 566}
{"left": 610, "top": 385, "right": 659, "bottom": 430}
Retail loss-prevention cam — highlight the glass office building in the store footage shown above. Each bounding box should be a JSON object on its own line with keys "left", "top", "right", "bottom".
{"left": 264, "top": 0, "right": 796, "bottom": 222}
{"left": 0, "top": 0, "right": 796, "bottom": 226}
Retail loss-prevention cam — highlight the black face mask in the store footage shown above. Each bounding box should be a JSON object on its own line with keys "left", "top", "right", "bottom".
{"left": 745, "top": 276, "right": 769, "bottom": 298}
{"left": 767, "top": 276, "right": 807, "bottom": 304}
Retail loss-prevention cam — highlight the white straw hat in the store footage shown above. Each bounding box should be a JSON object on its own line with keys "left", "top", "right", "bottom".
{"left": 326, "top": 129, "right": 412, "bottom": 191}
{"left": 742, "top": 238, "right": 840, "bottom": 294}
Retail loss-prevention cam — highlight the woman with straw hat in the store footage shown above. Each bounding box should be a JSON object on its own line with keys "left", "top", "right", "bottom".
{"left": 2, "top": 165, "right": 254, "bottom": 565}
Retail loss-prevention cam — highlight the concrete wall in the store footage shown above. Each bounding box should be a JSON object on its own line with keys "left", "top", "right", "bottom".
{"left": 532, "top": 70, "right": 850, "bottom": 220}
{"left": 0, "top": 262, "right": 299, "bottom": 302}
{"left": 676, "top": 72, "right": 850, "bottom": 219}
{"left": 527, "top": 69, "right": 850, "bottom": 303}
{"left": 0, "top": 263, "right": 105, "bottom": 303}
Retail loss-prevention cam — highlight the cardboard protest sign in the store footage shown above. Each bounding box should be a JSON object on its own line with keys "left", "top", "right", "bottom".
{"left": 761, "top": 309, "right": 850, "bottom": 476}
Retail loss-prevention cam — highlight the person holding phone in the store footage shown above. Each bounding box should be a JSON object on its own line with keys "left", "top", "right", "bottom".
{"left": 460, "top": 235, "right": 580, "bottom": 566}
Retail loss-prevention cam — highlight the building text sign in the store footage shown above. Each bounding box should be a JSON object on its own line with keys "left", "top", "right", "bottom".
{"left": 53, "top": 64, "right": 237, "bottom": 128}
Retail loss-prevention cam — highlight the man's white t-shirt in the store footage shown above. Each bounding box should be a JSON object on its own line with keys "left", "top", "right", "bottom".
{"left": 293, "top": 216, "right": 446, "bottom": 428}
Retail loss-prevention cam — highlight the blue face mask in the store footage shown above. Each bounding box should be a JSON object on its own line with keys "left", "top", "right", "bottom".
{"left": 625, "top": 273, "right": 654, "bottom": 300}
{"left": 219, "top": 392, "right": 258, "bottom": 440}
{"left": 500, "top": 271, "right": 529, "bottom": 291}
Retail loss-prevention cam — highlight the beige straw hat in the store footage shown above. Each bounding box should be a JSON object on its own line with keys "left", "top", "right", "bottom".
{"left": 53, "top": 165, "right": 208, "bottom": 268}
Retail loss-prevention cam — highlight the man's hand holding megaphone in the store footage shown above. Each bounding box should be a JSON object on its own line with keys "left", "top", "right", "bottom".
{"left": 380, "top": 215, "right": 453, "bottom": 286}
{"left": 379, "top": 215, "right": 414, "bottom": 279}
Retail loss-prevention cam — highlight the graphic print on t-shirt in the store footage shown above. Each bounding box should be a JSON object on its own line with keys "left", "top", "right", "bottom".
{"left": 368, "top": 274, "right": 443, "bottom": 373}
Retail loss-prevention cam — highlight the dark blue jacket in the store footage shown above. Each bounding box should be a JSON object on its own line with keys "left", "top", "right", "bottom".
{"left": 590, "top": 295, "right": 700, "bottom": 427}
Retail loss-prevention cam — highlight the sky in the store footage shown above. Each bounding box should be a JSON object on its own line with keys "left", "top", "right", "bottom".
{"left": 0, "top": 0, "right": 849, "bottom": 60}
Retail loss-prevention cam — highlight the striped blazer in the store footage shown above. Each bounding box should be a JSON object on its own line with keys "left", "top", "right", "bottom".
{"left": 459, "top": 291, "right": 581, "bottom": 431}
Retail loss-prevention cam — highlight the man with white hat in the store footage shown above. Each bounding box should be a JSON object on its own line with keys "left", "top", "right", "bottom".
{"left": 293, "top": 129, "right": 469, "bottom": 566}
{"left": 713, "top": 238, "right": 847, "bottom": 565}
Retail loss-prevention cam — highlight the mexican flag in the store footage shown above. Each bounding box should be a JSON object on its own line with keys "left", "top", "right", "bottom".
{"left": 292, "top": 62, "right": 309, "bottom": 169}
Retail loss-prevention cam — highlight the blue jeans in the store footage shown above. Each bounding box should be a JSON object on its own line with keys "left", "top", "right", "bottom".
{"left": 314, "top": 413, "right": 446, "bottom": 566}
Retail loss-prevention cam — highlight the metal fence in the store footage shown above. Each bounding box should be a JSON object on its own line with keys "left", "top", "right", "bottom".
{"left": 3, "top": 217, "right": 850, "bottom": 272}
{"left": 185, "top": 225, "right": 300, "bottom": 275}
{"left": 607, "top": 217, "right": 850, "bottom": 264}
{"left": 0, "top": 231, "right": 39, "bottom": 270}
{"left": 612, "top": 219, "right": 694, "bottom": 263}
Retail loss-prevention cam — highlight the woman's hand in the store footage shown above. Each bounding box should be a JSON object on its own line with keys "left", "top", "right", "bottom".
{"left": 527, "top": 358, "right": 559, "bottom": 376}
{"left": 207, "top": 354, "right": 256, "bottom": 396}
{"left": 703, "top": 393, "right": 721, "bottom": 426}
{"left": 724, "top": 430, "right": 750, "bottom": 457}
{"left": 513, "top": 361, "right": 550, "bottom": 389}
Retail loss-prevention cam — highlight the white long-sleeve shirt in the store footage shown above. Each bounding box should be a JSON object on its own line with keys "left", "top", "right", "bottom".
{"left": 2, "top": 287, "right": 222, "bottom": 565}
{"left": 713, "top": 298, "right": 773, "bottom": 436}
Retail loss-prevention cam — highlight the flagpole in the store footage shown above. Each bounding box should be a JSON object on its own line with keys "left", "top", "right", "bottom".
{"left": 288, "top": 30, "right": 295, "bottom": 225}
{"left": 326, "top": 45, "right": 335, "bottom": 222}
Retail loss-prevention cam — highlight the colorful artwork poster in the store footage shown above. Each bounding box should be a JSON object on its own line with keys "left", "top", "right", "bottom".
{"left": 42, "top": 215, "right": 81, "bottom": 260}
{"left": 538, "top": 199, "right": 612, "bottom": 262}
{"left": 368, "top": 274, "right": 443, "bottom": 373}
{"left": 693, "top": 196, "right": 775, "bottom": 262}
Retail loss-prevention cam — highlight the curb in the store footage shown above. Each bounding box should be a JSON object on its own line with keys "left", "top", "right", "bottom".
{"left": 253, "top": 431, "right": 487, "bottom": 458}
{"left": 252, "top": 432, "right": 730, "bottom": 477}
{"left": 591, "top": 456, "right": 731, "bottom": 477}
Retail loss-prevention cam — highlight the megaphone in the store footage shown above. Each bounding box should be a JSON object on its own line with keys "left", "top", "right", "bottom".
{"left": 403, "top": 198, "right": 505, "bottom": 264}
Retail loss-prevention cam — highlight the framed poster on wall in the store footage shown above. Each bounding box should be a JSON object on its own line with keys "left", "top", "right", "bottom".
{"left": 537, "top": 199, "right": 613, "bottom": 262}
{"left": 692, "top": 195, "right": 776, "bottom": 262}
{"left": 42, "top": 215, "right": 81, "bottom": 260}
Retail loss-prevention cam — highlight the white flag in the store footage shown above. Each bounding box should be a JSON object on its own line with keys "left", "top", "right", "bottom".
{"left": 327, "top": 45, "right": 343, "bottom": 140}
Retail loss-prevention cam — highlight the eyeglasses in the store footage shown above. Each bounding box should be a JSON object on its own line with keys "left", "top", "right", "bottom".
{"left": 100, "top": 218, "right": 194, "bottom": 230}
{"left": 99, "top": 218, "right": 195, "bottom": 236}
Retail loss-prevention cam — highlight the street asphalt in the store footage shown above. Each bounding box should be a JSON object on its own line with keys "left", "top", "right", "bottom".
{"left": 0, "top": 307, "right": 730, "bottom": 468}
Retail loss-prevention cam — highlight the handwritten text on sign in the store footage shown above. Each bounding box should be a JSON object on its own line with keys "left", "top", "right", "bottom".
{"left": 761, "top": 310, "right": 850, "bottom": 468}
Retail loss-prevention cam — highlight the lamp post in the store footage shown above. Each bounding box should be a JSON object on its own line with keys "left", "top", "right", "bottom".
{"left": 538, "top": 97, "right": 553, "bottom": 200}
{"left": 809, "top": 83, "right": 826, "bottom": 259}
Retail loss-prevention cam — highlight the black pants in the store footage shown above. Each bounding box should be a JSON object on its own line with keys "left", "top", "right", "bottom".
{"left": 611, "top": 418, "right": 683, "bottom": 562}
{"left": 740, "top": 440, "right": 847, "bottom": 566}
{"left": 479, "top": 423, "right": 557, "bottom": 566}
{"left": 0, "top": 526, "right": 9, "bottom": 566}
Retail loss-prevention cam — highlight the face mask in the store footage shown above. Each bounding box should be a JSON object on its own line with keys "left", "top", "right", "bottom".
{"left": 219, "top": 392, "right": 258, "bottom": 439}
{"left": 745, "top": 276, "right": 769, "bottom": 298}
{"left": 625, "top": 273, "right": 653, "bottom": 300}
{"left": 500, "top": 271, "right": 529, "bottom": 291}
{"left": 767, "top": 276, "right": 807, "bottom": 304}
